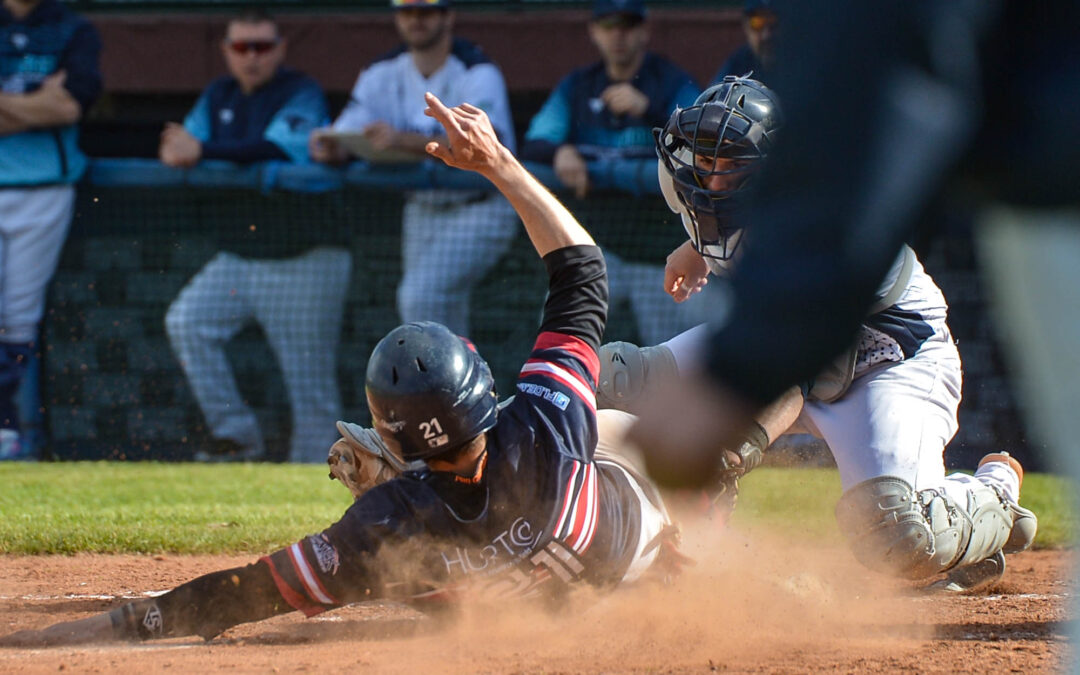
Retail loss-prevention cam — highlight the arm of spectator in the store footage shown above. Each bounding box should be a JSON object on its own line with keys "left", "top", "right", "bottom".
{"left": 553, "top": 144, "right": 590, "bottom": 199}
{"left": 0, "top": 72, "right": 82, "bottom": 135}
{"left": 520, "top": 78, "right": 573, "bottom": 163}
{"left": 309, "top": 67, "right": 380, "bottom": 163}
{"left": 600, "top": 82, "right": 649, "bottom": 118}
{"left": 309, "top": 128, "right": 349, "bottom": 164}
{"left": 262, "top": 79, "right": 330, "bottom": 163}
{"left": 159, "top": 122, "right": 204, "bottom": 168}
{"left": 362, "top": 120, "right": 446, "bottom": 157}
{"left": 160, "top": 88, "right": 211, "bottom": 167}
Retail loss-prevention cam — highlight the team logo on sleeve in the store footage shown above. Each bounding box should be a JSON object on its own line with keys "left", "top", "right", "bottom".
{"left": 141, "top": 605, "right": 163, "bottom": 636}
{"left": 309, "top": 534, "right": 340, "bottom": 576}
{"left": 516, "top": 382, "right": 571, "bottom": 410}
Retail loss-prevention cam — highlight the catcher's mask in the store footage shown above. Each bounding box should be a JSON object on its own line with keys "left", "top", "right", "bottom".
{"left": 365, "top": 321, "right": 498, "bottom": 464}
{"left": 655, "top": 75, "right": 782, "bottom": 261}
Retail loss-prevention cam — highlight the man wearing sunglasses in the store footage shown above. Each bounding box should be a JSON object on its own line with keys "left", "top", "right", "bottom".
{"left": 711, "top": 0, "right": 778, "bottom": 86}
{"left": 158, "top": 10, "right": 324, "bottom": 168}
{"left": 161, "top": 10, "right": 352, "bottom": 465}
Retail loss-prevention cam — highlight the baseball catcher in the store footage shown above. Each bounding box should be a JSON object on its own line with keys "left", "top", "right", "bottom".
{"left": 598, "top": 76, "right": 1038, "bottom": 593}
{"left": 0, "top": 92, "right": 681, "bottom": 647}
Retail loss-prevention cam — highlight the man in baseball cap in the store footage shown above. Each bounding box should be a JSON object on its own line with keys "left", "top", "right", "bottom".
{"left": 712, "top": 0, "right": 778, "bottom": 85}
{"left": 520, "top": 0, "right": 704, "bottom": 347}
{"left": 591, "top": 0, "right": 647, "bottom": 24}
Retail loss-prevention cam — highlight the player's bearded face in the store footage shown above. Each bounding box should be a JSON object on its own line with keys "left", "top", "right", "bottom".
{"left": 395, "top": 8, "right": 453, "bottom": 52}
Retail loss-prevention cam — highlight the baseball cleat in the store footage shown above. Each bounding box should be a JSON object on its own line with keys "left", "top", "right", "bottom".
{"left": 978, "top": 452, "right": 1038, "bottom": 553}
{"left": 927, "top": 550, "right": 1006, "bottom": 594}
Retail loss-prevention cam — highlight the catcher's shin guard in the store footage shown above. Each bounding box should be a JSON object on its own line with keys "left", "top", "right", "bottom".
{"left": 835, "top": 476, "right": 1012, "bottom": 580}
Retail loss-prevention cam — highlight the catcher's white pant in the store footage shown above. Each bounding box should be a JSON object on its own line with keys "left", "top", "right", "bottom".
{"left": 661, "top": 314, "right": 1020, "bottom": 512}
{"left": 165, "top": 247, "right": 351, "bottom": 463}
{"left": 0, "top": 185, "right": 74, "bottom": 344}
{"left": 397, "top": 193, "right": 518, "bottom": 336}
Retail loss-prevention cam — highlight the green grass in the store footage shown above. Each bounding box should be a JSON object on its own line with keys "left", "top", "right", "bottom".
{"left": 0, "top": 463, "right": 1073, "bottom": 554}
{"left": 0, "top": 462, "right": 352, "bottom": 554}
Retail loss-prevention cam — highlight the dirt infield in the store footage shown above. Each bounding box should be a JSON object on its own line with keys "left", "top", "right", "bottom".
{"left": 0, "top": 529, "right": 1073, "bottom": 674}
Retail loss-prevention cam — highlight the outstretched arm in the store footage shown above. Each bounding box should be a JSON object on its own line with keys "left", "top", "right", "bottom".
{"left": 0, "top": 561, "right": 293, "bottom": 647}
{"left": 423, "top": 92, "right": 594, "bottom": 258}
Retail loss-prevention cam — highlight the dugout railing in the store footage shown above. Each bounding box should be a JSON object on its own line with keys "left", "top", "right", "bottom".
{"left": 37, "top": 158, "right": 1028, "bottom": 469}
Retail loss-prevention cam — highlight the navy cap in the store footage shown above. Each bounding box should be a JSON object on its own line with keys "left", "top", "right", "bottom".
{"left": 592, "top": 0, "right": 647, "bottom": 21}
{"left": 743, "top": 0, "right": 774, "bottom": 14}
{"left": 391, "top": 0, "right": 451, "bottom": 9}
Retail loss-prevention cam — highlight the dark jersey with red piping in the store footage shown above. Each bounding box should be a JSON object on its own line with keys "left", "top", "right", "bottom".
{"left": 260, "top": 244, "right": 651, "bottom": 615}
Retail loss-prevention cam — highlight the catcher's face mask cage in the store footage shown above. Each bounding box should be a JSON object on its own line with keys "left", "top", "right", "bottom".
{"left": 655, "top": 76, "right": 780, "bottom": 261}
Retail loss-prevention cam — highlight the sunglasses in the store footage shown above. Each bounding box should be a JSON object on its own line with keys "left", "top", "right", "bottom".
{"left": 747, "top": 13, "right": 778, "bottom": 31}
{"left": 225, "top": 39, "right": 280, "bottom": 55}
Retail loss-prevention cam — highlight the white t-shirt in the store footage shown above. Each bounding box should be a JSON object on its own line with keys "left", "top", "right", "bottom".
{"left": 334, "top": 39, "right": 515, "bottom": 205}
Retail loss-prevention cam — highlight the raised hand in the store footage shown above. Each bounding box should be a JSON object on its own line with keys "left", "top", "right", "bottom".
{"left": 422, "top": 92, "right": 509, "bottom": 176}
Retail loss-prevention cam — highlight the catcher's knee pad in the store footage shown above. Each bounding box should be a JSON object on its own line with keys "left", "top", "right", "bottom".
{"left": 596, "top": 341, "right": 677, "bottom": 414}
{"left": 835, "top": 476, "right": 1011, "bottom": 580}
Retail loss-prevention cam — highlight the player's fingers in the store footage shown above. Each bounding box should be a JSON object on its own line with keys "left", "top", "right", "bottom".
{"left": 423, "top": 92, "right": 463, "bottom": 133}
{"left": 425, "top": 140, "right": 452, "bottom": 163}
{"left": 459, "top": 102, "right": 484, "bottom": 116}
{"left": 665, "top": 269, "right": 683, "bottom": 296}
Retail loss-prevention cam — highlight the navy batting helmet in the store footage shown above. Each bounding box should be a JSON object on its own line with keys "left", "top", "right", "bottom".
{"left": 365, "top": 321, "right": 498, "bottom": 463}
{"left": 655, "top": 75, "right": 782, "bottom": 261}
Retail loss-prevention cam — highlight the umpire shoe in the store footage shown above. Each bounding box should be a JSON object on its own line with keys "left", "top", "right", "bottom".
{"left": 192, "top": 439, "right": 265, "bottom": 463}
{"left": 978, "top": 452, "right": 1038, "bottom": 553}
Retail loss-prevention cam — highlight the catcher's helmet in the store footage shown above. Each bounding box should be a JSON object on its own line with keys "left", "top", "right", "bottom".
{"left": 365, "top": 321, "right": 498, "bottom": 463}
{"left": 655, "top": 75, "right": 782, "bottom": 261}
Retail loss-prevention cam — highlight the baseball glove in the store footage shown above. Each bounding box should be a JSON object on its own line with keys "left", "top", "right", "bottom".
{"left": 327, "top": 421, "right": 424, "bottom": 498}
{"left": 706, "top": 421, "right": 770, "bottom": 520}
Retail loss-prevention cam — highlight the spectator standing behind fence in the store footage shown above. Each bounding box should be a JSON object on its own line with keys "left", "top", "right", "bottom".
{"left": 162, "top": 10, "right": 350, "bottom": 463}
{"left": 520, "top": 0, "right": 703, "bottom": 346}
{"left": 711, "top": 0, "right": 777, "bottom": 86}
{"left": 0, "top": 0, "right": 101, "bottom": 460}
{"left": 309, "top": 0, "right": 517, "bottom": 337}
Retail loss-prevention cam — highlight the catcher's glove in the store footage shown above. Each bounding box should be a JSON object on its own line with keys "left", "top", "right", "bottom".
{"left": 327, "top": 421, "right": 424, "bottom": 498}
{"left": 707, "top": 421, "right": 770, "bottom": 520}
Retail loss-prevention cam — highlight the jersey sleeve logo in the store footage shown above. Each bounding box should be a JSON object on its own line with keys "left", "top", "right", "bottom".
{"left": 310, "top": 534, "right": 340, "bottom": 576}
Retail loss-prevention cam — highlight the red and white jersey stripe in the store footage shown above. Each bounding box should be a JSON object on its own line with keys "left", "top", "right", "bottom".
{"left": 554, "top": 459, "right": 599, "bottom": 554}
